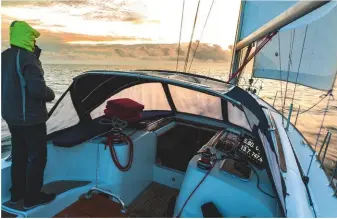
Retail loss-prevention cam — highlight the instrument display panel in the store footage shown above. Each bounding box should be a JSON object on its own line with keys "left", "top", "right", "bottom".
{"left": 214, "top": 129, "right": 264, "bottom": 167}
{"left": 238, "top": 135, "right": 263, "bottom": 166}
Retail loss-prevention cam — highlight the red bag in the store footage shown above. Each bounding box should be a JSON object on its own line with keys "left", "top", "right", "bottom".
{"left": 106, "top": 98, "right": 144, "bottom": 111}
{"left": 104, "top": 98, "right": 144, "bottom": 122}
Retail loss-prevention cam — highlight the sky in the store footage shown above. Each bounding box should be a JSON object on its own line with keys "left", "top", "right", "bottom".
{"left": 1, "top": 0, "right": 241, "bottom": 64}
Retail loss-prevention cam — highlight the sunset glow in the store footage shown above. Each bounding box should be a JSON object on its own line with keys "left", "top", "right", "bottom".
{"left": 1, "top": 0, "right": 241, "bottom": 64}
{"left": 2, "top": 0, "right": 240, "bottom": 47}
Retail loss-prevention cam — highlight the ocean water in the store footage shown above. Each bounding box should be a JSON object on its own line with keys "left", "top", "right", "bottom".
{"left": 1, "top": 63, "right": 336, "bottom": 173}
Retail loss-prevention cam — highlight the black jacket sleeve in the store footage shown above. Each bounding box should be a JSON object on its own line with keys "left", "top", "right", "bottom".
{"left": 23, "top": 55, "right": 55, "bottom": 102}
{"left": 45, "top": 86, "right": 55, "bottom": 102}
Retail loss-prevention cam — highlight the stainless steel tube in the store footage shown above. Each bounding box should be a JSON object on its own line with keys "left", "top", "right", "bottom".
{"left": 86, "top": 187, "right": 127, "bottom": 213}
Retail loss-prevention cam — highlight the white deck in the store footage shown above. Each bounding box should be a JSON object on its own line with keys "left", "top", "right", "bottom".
{"left": 257, "top": 96, "right": 337, "bottom": 217}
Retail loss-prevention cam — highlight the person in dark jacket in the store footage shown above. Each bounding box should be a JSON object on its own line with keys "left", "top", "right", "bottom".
{"left": 1, "top": 21, "right": 56, "bottom": 210}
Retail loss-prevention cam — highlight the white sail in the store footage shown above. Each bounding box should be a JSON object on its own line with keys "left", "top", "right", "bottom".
{"left": 239, "top": 1, "right": 296, "bottom": 40}
{"left": 250, "top": 1, "right": 337, "bottom": 91}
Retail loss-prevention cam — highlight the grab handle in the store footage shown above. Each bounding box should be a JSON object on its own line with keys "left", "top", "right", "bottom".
{"left": 85, "top": 187, "right": 127, "bottom": 213}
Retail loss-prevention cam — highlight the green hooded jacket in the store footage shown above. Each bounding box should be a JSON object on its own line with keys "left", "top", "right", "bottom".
{"left": 2, "top": 21, "right": 55, "bottom": 126}
{"left": 10, "top": 21, "right": 40, "bottom": 52}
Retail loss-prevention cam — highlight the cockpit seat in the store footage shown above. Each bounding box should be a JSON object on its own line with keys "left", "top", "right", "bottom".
{"left": 50, "top": 111, "right": 173, "bottom": 148}
{"left": 51, "top": 117, "right": 111, "bottom": 148}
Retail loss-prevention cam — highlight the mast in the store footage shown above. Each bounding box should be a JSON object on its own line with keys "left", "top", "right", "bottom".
{"left": 229, "top": 0, "right": 246, "bottom": 84}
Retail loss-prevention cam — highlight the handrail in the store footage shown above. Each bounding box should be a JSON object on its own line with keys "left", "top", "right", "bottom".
{"left": 85, "top": 187, "right": 127, "bottom": 213}
{"left": 235, "top": 0, "right": 330, "bottom": 50}
{"left": 270, "top": 113, "right": 287, "bottom": 172}
{"left": 265, "top": 108, "right": 275, "bottom": 131}
{"left": 264, "top": 108, "right": 287, "bottom": 172}
{"left": 259, "top": 94, "right": 337, "bottom": 196}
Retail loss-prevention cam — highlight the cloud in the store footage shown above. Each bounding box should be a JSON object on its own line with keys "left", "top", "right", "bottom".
{"left": 2, "top": 18, "right": 152, "bottom": 53}
{"left": 1, "top": 1, "right": 37, "bottom": 7}
{"left": 2, "top": 0, "right": 161, "bottom": 50}
{"left": 2, "top": 13, "right": 231, "bottom": 65}
{"left": 2, "top": 22, "right": 232, "bottom": 64}
{"left": 3, "top": 0, "right": 157, "bottom": 25}
{"left": 1, "top": 1, "right": 233, "bottom": 65}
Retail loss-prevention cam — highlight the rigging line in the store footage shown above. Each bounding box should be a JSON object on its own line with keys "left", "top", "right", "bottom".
{"left": 227, "top": 31, "right": 277, "bottom": 83}
{"left": 237, "top": 45, "right": 252, "bottom": 85}
{"left": 176, "top": 0, "right": 186, "bottom": 71}
{"left": 183, "top": 0, "right": 201, "bottom": 73}
{"left": 291, "top": 25, "right": 308, "bottom": 106}
{"left": 249, "top": 44, "right": 256, "bottom": 81}
{"left": 307, "top": 92, "right": 333, "bottom": 175}
{"left": 299, "top": 91, "right": 330, "bottom": 115}
{"left": 282, "top": 29, "right": 296, "bottom": 125}
{"left": 187, "top": 0, "right": 215, "bottom": 73}
{"left": 307, "top": 111, "right": 320, "bottom": 124}
{"left": 277, "top": 33, "right": 284, "bottom": 111}
{"left": 237, "top": 48, "right": 245, "bottom": 85}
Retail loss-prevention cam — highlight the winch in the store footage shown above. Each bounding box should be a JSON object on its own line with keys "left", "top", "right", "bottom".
{"left": 197, "top": 148, "right": 214, "bottom": 170}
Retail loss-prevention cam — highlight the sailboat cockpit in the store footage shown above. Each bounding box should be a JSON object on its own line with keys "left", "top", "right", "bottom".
{"left": 2, "top": 0, "right": 337, "bottom": 218}
{"left": 2, "top": 70, "right": 285, "bottom": 217}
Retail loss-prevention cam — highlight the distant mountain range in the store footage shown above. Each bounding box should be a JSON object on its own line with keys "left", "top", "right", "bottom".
{"left": 39, "top": 41, "right": 233, "bottom": 64}
{"left": 102, "top": 41, "right": 233, "bottom": 61}
{"left": 1, "top": 36, "right": 233, "bottom": 65}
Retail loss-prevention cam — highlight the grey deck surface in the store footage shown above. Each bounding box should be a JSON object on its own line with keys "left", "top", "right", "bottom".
{"left": 3, "top": 180, "right": 91, "bottom": 212}
{"left": 128, "top": 182, "right": 179, "bottom": 217}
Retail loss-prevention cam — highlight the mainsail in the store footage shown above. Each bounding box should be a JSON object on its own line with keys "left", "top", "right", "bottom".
{"left": 240, "top": 1, "right": 337, "bottom": 91}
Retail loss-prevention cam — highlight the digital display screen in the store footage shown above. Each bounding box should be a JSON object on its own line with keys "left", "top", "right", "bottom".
{"left": 238, "top": 136, "right": 263, "bottom": 166}
{"left": 214, "top": 130, "right": 264, "bottom": 167}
